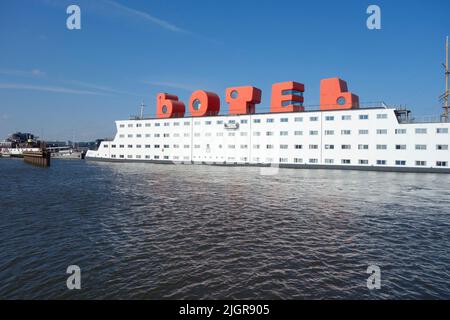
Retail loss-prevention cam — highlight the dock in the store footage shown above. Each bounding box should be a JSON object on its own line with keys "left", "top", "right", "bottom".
{"left": 23, "top": 150, "right": 51, "bottom": 167}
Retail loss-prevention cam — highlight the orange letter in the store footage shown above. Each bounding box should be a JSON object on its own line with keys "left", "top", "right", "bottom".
{"left": 156, "top": 93, "right": 185, "bottom": 118}
{"left": 225, "top": 86, "right": 262, "bottom": 115}
{"left": 320, "top": 78, "right": 359, "bottom": 110}
{"left": 189, "top": 90, "right": 220, "bottom": 117}
{"left": 270, "top": 81, "right": 305, "bottom": 113}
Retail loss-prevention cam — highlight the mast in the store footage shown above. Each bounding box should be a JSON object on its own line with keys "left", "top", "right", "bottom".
{"left": 140, "top": 100, "right": 146, "bottom": 119}
{"left": 441, "top": 36, "right": 449, "bottom": 121}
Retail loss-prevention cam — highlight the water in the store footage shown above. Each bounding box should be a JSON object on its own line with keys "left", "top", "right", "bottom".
{"left": 0, "top": 158, "right": 449, "bottom": 299}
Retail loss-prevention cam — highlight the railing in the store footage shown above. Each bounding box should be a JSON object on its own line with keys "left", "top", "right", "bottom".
{"left": 397, "top": 116, "right": 449, "bottom": 124}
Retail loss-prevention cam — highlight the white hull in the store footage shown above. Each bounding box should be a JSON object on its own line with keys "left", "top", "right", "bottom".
{"left": 86, "top": 107, "right": 450, "bottom": 173}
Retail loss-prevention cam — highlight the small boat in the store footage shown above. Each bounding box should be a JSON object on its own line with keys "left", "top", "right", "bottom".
{"left": 47, "top": 146, "right": 85, "bottom": 160}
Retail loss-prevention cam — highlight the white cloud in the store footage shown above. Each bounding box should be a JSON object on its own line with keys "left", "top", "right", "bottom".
{"left": 144, "top": 80, "right": 201, "bottom": 92}
{"left": 0, "top": 83, "right": 108, "bottom": 95}
{"left": 102, "top": 0, "right": 187, "bottom": 34}
{"left": 68, "top": 80, "right": 141, "bottom": 97}
{"left": 0, "top": 69, "right": 46, "bottom": 77}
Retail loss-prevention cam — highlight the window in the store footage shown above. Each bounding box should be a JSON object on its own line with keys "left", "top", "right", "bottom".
{"left": 359, "top": 129, "right": 369, "bottom": 135}
{"left": 253, "top": 132, "right": 261, "bottom": 136}
{"left": 266, "top": 131, "right": 274, "bottom": 136}
{"left": 136, "top": 134, "right": 142, "bottom": 138}
{"left": 194, "top": 121, "right": 200, "bottom": 125}
{"left": 127, "top": 134, "right": 133, "bottom": 138}
{"left": 136, "top": 145, "right": 141, "bottom": 148}
{"left": 266, "top": 144, "right": 274, "bottom": 149}
{"left": 309, "top": 116, "right": 318, "bottom": 121}
{"left": 280, "top": 131, "right": 288, "bottom": 136}
{"left": 228, "top": 132, "right": 235, "bottom": 137}
{"left": 294, "top": 131, "right": 303, "bottom": 136}
{"left": 437, "top": 128, "right": 448, "bottom": 134}
{"left": 376, "top": 144, "right": 387, "bottom": 150}
{"left": 294, "top": 144, "right": 302, "bottom": 149}
{"left": 145, "top": 134, "right": 151, "bottom": 138}
{"left": 253, "top": 144, "right": 260, "bottom": 149}
{"left": 154, "top": 134, "right": 160, "bottom": 138}
{"left": 395, "top": 129, "right": 407, "bottom": 134}
{"left": 341, "top": 144, "right": 351, "bottom": 150}
{"left": 163, "top": 122, "right": 169, "bottom": 127}
{"left": 309, "top": 159, "right": 318, "bottom": 164}
{"left": 436, "top": 161, "right": 448, "bottom": 167}
{"left": 415, "top": 161, "right": 427, "bottom": 166}
{"left": 205, "top": 121, "right": 212, "bottom": 125}
{"left": 128, "top": 144, "right": 133, "bottom": 148}
{"left": 266, "top": 118, "right": 274, "bottom": 123}
{"left": 119, "top": 134, "right": 125, "bottom": 138}
{"left": 240, "top": 119, "right": 248, "bottom": 124}
{"left": 217, "top": 132, "right": 224, "bottom": 136}
{"left": 280, "top": 144, "right": 288, "bottom": 149}
{"left": 325, "top": 144, "right": 334, "bottom": 149}
{"left": 111, "top": 145, "right": 116, "bottom": 148}
{"left": 294, "top": 117, "right": 303, "bottom": 122}
{"left": 145, "top": 123, "right": 151, "bottom": 127}
{"left": 377, "top": 129, "right": 388, "bottom": 134}
{"left": 253, "top": 119, "right": 261, "bottom": 123}
{"left": 184, "top": 121, "right": 190, "bottom": 126}
{"left": 415, "top": 144, "right": 427, "bottom": 150}
{"left": 216, "top": 120, "right": 224, "bottom": 125}
{"left": 128, "top": 124, "right": 133, "bottom": 128}
{"left": 358, "top": 144, "right": 369, "bottom": 150}
{"left": 415, "top": 128, "right": 427, "bottom": 134}
{"left": 341, "top": 130, "right": 351, "bottom": 135}
{"left": 359, "top": 160, "right": 369, "bottom": 164}
{"left": 154, "top": 145, "right": 160, "bottom": 148}
{"left": 309, "top": 144, "right": 318, "bottom": 149}
{"left": 395, "top": 144, "right": 406, "bottom": 150}
{"left": 194, "top": 133, "right": 201, "bottom": 137}
{"left": 173, "top": 122, "right": 179, "bottom": 126}
{"left": 294, "top": 158, "right": 303, "bottom": 163}
{"left": 240, "top": 132, "right": 248, "bottom": 136}
{"left": 145, "top": 145, "right": 151, "bottom": 148}
{"left": 240, "top": 145, "right": 248, "bottom": 149}
{"left": 377, "top": 114, "right": 388, "bottom": 119}
{"left": 163, "top": 133, "right": 169, "bottom": 137}
{"left": 395, "top": 160, "right": 406, "bottom": 166}
{"left": 325, "top": 116, "right": 334, "bottom": 121}
{"left": 155, "top": 123, "right": 160, "bottom": 127}
{"left": 309, "top": 130, "right": 318, "bottom": 135}
{"left": 119, "top": 145, "right": 124, "bottom": 148}
{"left": 325, "top": 159, "right": 334, "bottom": 164}
{"left": 377, "top": 160, "right": 386, "bottom": 165}
{"left": 280, "top": 118, "right": 288, "bottom": 122}
{"left": 359, "top": 114, "right": 369, "bottom": 120}
{"left": 341, "top": 159, "right": 351, "bottom": 164}
{"left": 436, "top": 144, "right": 448, "bottom": 150}
{"left": 119, "top": 124, "right": 125, "bottom": 128}
{"left": 342, "top": 115, "right": 351, "bottom": 120}
{"left": 325, "top": 130, "right": 334, "bottom": 135}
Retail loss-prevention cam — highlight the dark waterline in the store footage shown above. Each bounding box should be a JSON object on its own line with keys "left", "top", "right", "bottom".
{"left": 0, "top": 158, "right": 449, "bottom": 299}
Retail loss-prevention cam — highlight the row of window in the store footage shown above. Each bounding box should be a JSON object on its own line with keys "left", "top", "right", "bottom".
{"left": 119, "top": 113, "right": 397, "bottom": 129}
{"left": 106, "top": 143, "right": 448, "bottom": 151}
{"left": 108, "top": 153, "right": 449, "bottom": 167}
{"left": 118, "top": 127, "right": 449, "bottom": 139}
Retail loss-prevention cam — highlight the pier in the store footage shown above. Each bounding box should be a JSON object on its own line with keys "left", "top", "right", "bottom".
{"left": 23, "top": 150, "right": 51, "bottom": 167}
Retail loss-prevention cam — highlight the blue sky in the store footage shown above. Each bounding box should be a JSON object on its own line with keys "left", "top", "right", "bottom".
{"left": 0, "top": 0, "right": 449, "bottom": 141}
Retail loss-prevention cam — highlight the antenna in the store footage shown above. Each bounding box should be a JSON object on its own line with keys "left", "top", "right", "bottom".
{"left": 140, "top": 100, "right": 146, "bottom": 119}
{"left": 441, "top": 36, "right": 449, "bottom": 121}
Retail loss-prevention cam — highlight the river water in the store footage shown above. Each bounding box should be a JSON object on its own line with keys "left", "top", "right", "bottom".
{"left": 0, "top": 158, "right": 449, "bottom": 299}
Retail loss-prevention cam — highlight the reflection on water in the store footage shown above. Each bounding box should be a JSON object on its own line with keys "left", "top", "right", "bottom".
{"left": 0, "top": 159, "right": 449, "bottom": 299}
